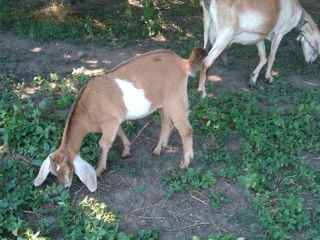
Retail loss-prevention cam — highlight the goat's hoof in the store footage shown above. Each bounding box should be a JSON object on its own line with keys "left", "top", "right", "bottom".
{"left": 265, "top": 77, "right": 274, "bottom": 84}
{"left": 95, "top": 168, "right": 105, "bottom": 177}
{"left": 121, "top": 151, "right": 131, "bottom": 159}
{"left": 198, "top": 90, "right": 207, "bottom": 99}
{"left": 249, "top": 73, "right": 257, "bottom": 88}
{"left": 179, "top": 161, "right": 189, "bottom": 169}
{"left": 152, "top": 148, "right": 161, "bottom": 156}
{"left": 249, "top": 80, "right": 256, "bottom": 89}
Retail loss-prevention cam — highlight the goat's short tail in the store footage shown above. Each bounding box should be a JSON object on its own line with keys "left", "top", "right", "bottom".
{"left": 188, "top": 47, "right": 207, "bottom": 77}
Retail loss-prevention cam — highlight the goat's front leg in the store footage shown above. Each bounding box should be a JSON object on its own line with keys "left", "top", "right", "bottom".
{"left": 198, "top": 32, "right": 233, "bottom": 98}
{"left": 250, "top": 41, "right": 267, "bottom": 87}
{"left": 265, "top": 35, "right": 284, "bottom": 83}
{"left": 153, "top": 108, "right": 173, "bottom": 155}
{"left": 117, "top": 126, "right": 131, "bottom": 157}
{"left": 96, "top": 120, "right": 120, "bottom": 177}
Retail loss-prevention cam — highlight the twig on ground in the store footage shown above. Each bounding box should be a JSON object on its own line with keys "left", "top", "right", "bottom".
{"left": 72, "top": 185, "right": 85, "bottom": 206}
{"left": 130, "top": 121, "right": 150, "bottom": 145}
{"left": 99, "top": 170, "right": 116, "bottom": 191}
{"left": 120, "top": 175, "right": 128, "bottom": 185}
{"left": 12, "top": 153, "right": 31, "bottom": 163}
{"left": 74, "top": 185, "right": 85, "bottom": 195}
{"left": 166, "top": 222, "right": 211, "bottom": 232}
{"left": 190, "top": 193, "right": 210, "bottom": 206}
{"left": 137, "top": 216, "right": 166, "bottom": 220}
{"left": 208, "top": 214, "right": 228, "bottom": 233}
{"left": 129, "top": 203, "right": 159, "bottom": 214}
{"left": 22, "top": 210, "right": 44, "bottom": 217}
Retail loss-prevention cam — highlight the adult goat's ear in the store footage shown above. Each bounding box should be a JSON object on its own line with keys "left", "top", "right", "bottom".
{"left": 73, "top": 156, "right": 97, "bottom": 192}
{"left": 34, "top": 157, "right": 51, "bottom": 187}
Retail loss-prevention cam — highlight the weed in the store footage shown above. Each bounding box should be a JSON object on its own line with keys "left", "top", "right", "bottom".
{"left": 208, "top": 192, "right": 230, "bottom": 211}
{"left": 135, "top": 186, "right": 151, "bottom": 197}
{"left": 72, "top": 72, "right": 89, "bottom": 86}
{"left": 162, "top": 168, "right": 216, "bottom": 198}
{"left": 127, "top": 167, "right": 140, "bottom": 177}
{"left": 0, "top": 158, "right": 158, "bottom": 239}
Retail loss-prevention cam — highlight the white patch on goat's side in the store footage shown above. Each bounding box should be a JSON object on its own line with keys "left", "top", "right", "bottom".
{"left": 233, "top": 32, "right": 263, "bottom": 44}
{"left": 115, "top": 78, "right": 152, "bottom": 120}
{"left": 239, "top": 12, "right": 265, "bottom": 31}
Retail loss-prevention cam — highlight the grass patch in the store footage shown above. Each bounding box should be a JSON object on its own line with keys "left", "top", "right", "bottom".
{"left": 0, "top": 0, "right": 202, "bottom": 47}
{"left": 0, "top": 157, "right": 158, "bottom": 239}
{"left": 162, "top": 168, "right": 216, "bottom": 198}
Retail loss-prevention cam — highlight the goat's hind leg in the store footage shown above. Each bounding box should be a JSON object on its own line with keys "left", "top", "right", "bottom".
{"left": 265, "top": 35, "right": 283, "bottom": 83}
{"left": 164, "top": 101, "right": 193, "bottom": 169}
{"left": 198, "top": 32, "right": 233, "bottom": 98}
{"left": 250, "top": 41, "right": 267, "bottom": 87}
{"left": 96, "top": 119, "right": 120, "bottom": 177}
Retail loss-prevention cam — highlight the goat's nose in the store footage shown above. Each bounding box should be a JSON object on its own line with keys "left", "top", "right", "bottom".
{"left": 62, "top": 182, "right": 71, "bottom": 188}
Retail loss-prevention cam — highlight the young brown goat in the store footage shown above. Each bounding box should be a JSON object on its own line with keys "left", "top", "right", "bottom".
{"left": 34, "top": 48, "right": 207, "bottom": 192}
{"left": 199, "top": 0, "right": 320, "bottom": 97}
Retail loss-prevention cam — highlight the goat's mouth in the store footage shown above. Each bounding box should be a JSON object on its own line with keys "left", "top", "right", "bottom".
{"left": 59, "top": 175, "right": 72, "bottom": 188}
{"left": 62, "top": 181, "right": 72, "bottom": 188}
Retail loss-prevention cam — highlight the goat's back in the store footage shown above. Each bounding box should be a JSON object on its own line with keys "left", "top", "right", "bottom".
{"left": 74, "top": 50, "right": 190, "bottom": 126}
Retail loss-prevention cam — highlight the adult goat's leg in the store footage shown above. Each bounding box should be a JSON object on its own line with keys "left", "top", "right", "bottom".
{"left": 203, "top": 8, "right": 211, "bottom": 50}
{"left": 265, "top": 35, "right": 283, "bottom": 83}
{"left": 250, "top": 41, "right": 267, "bottom": 87}
{"left": 198, "top": 33, "right": 233, "bottom": 98}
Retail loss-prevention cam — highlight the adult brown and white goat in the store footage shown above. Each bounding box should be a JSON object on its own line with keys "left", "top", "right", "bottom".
{"left": 199, "top": 0, "right": 320, "bottom": 97}
{"left": 34, "top": 48, "right": 207, "bottom": 192}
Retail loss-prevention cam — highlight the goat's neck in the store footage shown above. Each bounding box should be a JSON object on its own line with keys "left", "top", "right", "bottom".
{"left": 303, "top": 11, "right": 319, "bottom": 33}
{"left": 61, "top": 117, "right": 88, "bottom": 154}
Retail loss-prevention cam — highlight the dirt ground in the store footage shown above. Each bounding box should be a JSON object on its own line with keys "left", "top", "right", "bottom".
{"left": 1, "top": 0, "right": 319, "bottom": 239}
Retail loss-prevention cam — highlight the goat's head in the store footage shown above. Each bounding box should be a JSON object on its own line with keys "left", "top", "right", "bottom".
{"left": 34, "top": 149, "right": 97, "bottom": 192}
{"left": 297, "top": 22, "right": 320, "bottom": 63}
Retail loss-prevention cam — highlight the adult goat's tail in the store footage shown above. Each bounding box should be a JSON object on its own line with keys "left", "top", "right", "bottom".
{"left": 188, "top": 47, "right": 207, "bottom": 77}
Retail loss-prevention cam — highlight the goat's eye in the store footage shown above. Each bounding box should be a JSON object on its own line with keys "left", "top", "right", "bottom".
{"left": 49, "top": 156, "right": 55, "bottom": 162}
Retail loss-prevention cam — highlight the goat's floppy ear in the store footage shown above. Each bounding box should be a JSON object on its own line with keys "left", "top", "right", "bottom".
{"left": 34, "top": 157, "right": 50, "bottom": 187}
{"left": 73, "top": 156, "right": 97, "bottom": 192}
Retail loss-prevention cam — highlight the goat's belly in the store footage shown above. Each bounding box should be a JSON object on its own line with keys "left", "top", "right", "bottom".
{"left": 232, "top": 33, "right": 264, "bottom": 45}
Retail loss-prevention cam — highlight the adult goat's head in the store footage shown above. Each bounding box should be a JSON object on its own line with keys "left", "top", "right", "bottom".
{"left": 297, "top": 14, "right": 320, "bottom": 63}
